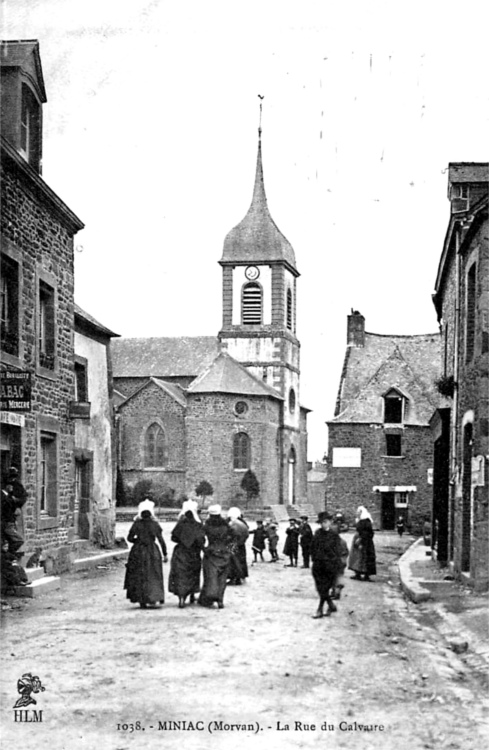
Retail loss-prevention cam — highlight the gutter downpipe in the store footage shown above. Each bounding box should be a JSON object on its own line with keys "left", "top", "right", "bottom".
{"left": 449, "top": 223, "right": 461, "bottom": 564}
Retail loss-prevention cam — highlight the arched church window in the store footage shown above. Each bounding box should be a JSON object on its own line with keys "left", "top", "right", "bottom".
{"left": 242, "top": 282, "right": 262, "bottom": 325}
{"left": 289, "top": 388, "right": 296, "bottom": 413}
{"left": 286, "top": 288, "right": 293, "bottom": 330}
{"left": 145, "top": 423, "right": 166, "bottom": 467}
{"left": 233, "top": 431, "right": 250, "bottom": 469}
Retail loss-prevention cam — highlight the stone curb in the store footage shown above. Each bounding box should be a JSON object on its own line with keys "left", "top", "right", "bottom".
{"left": 398, "top": 537, "right": 433, "bottom": 603}
{"left": 73, "top": 548, "right": 129, "bottom": 571}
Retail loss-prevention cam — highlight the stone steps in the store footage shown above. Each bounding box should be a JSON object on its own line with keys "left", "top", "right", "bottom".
{"left": 14, "top": 575, "right": 61, "bottom": 598}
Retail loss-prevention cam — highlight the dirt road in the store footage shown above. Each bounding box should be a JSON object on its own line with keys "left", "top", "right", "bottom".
{"left": 1, "top": 526, "right": 487, "bottom": 750}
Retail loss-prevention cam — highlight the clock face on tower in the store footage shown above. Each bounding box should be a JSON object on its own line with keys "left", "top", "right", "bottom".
{"left": 245, "top": 265, "right": 260, "bottom": 281}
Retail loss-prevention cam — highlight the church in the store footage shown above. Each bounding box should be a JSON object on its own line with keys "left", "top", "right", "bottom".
{"left": 112, "top": 129, "right": 309, "bottom": 510}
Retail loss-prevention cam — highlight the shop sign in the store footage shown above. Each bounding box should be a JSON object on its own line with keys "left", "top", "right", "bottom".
{"left": 0, "top": 371, "right": 32, "bottom": 412}
{"left": 0, "top": 411, "right": 25, "bottom": 427}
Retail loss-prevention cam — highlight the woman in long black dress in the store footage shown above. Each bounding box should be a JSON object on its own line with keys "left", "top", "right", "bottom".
{"left": 124, "top": 499, "right": 168, "bottom": 608}
{"left": 198, "top": 504, "right": 234, "bottom": 609}
{"left": 348, "top": 505, "right": 377, "bottom": 581}
{"left": 169, "top": 499, "right": 205, "bottom": 608}
{"left": 227, "top": 506, "right": 249, "bottom": 585}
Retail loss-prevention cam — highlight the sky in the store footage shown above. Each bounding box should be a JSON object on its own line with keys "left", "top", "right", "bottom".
{"left": 2, "top": 0, "right": 489, "bottom": 460}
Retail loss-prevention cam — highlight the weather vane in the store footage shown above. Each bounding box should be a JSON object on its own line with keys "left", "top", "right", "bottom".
{"left": 258, "top": 94, "right": 264, "bottom": 137}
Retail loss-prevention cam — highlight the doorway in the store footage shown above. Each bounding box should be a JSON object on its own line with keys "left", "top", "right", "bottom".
{"left": 288, "top": 447, "right": 296, "bottom": 505}
{"left": 75, "top": 458, "right": 91, "bottom": 539}
{"left": 461, "top": 423, "right": 473, "bottom": 572}
{"left": 381, "top": 492, "right": 396, "bottom": 530}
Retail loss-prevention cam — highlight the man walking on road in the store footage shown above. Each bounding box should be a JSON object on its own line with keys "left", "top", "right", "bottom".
{"left": 310, "top": 511, "right": 344, "bottom": 619}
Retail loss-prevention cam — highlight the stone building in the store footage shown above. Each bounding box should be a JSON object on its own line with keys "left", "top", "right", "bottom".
{"left": 113, "top": 131, "right": 309, "bottom": 509}
{"left": 1, "top": 40, "right": 117, "bottom": 568}
{"left": 74, "top": 305, "right": 119, "bottom": 546}
{"left": 325, "top": 311, "right": 441, "bottom": 532}
{"left": 431, "top": 162, "right": 488, "bottom": 591}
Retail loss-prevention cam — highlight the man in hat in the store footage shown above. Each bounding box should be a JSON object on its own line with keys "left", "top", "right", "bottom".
{"left": 310, "top": 511, "right": 344, "bottom": 618}
{"left": 298, "top": 515, "right": 313, "bottom": 568}
{"left": 1, "top": 467, "right": 27, "bottom": 555}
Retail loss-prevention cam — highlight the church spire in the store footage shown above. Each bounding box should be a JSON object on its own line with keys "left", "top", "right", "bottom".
{"left": 220, "top": 98, "right": 297, "bottom": 272}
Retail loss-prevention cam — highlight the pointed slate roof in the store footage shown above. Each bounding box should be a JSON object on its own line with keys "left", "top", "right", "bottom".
{"left": 111, "top": 336, "right": 220, "bottom": 378}
{"left": 221, "top": 135, "right": 297, "bottom": 272}
{"left": 187, "top": 351, "right": 283, "bottom": 400}
{"left": 332, "top": 332, "right": 442, "bottom": 426}
{"left": 0, "top": 40, "right": 47, "bottom": 102}
{"left": 117, "top": 377, "right": 187, "bottom": 410}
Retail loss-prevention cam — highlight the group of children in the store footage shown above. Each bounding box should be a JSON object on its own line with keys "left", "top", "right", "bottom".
{"left": 250, "top": 514, "right": 349, "bottom": 602}
{"left": 250, "top": 519, "right": 280, "bottom": 563}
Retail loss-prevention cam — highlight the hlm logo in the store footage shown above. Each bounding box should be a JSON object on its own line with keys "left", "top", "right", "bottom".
{"left": 13, "top": 673, "right": 45, "bottom": 722}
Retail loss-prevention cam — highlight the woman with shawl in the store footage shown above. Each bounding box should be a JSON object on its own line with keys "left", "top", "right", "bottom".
{"left": 348, "top": 505, "right": 377, "bottom": 581}
{"left": 124, "top": 499, "right": 168, "bottom": 608}
{"left": 198, "top": 504, "right": 234, "bottom": 609}
{"left": 226, "top": 506, "right": 249, "bottom": 585}
{"left": 169, "top": 498, "right": 205, "bottom": 608}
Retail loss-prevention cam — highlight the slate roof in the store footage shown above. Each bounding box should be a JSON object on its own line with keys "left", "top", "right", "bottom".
{"left": 221, "top": 136, "right": 297, "bottom": 272}
{"left": 117, "top": 377, "right": 187, "bottom": 410}
{"left": 74, "top": 303, "right": 119, "bottom": 339}
{"left": 0, "top": 40, "right": 47, "bottom": 101}
{"left": 448, "top": 163, "right": 489, "bottom": 183}
{"left": 187, "top": 351, "right": 283, "bottom": 400}
{"left": 331, "top": 332, "right": 442, "bottom": 426}
{"left": 111, "top": 336, "right": 220, "bottom": 378}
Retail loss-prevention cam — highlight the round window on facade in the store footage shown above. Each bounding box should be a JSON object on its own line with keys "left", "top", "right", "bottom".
{"left": 235, "top": 400, "right": 249, "bottom": 416}
{"left": 289, "top": 389, "right": 296, "bottom": 413}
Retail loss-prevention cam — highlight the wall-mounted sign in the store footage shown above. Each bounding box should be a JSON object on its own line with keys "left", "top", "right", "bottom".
{"left": 0, "top": 371, "right": 32, "bottom": 412}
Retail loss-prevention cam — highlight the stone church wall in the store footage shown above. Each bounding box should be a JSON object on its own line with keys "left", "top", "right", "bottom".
{"left": 185, "top": 393, "right": 281, "bottom": 508}
{"left": 117, "top": 381, "right": 186, "bottom": 497}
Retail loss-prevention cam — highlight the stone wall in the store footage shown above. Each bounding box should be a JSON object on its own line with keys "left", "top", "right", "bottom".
{"left": 326, "top": 422, "right": 434, "bottom": 533}
{"left": 117, "top": 380, "right": 186, "bottom": 498}
{"left": 185, "top": 393, "right": 282, "bottom": 508}
{"left": 1, "top": 150, "right": 80, "bottom": 555}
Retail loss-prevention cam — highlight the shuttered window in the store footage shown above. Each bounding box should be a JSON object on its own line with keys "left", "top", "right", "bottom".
{"left": 287, "top": 288, "right": 293, "bottom": 330}
{"left": 242, "top": 283, "right": 262, "bottom": 325}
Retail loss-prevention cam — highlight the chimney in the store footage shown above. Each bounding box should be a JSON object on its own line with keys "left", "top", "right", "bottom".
{"left": 347, "top": 309, "right": 365, "bottom": 347}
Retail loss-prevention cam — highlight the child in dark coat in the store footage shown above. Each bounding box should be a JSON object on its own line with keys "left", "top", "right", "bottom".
{"left": 266, "top": 523, "right": 279, "bottom": 562}
{"left": 251, "top": 520, "right": 267, "bottom": 563}
{"left": 283, "top": 518, "right": 300, "bottom": 567}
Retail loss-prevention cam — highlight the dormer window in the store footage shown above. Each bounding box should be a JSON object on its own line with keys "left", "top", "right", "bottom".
{"left": 383, "top": 389, "right": 404, "bottom": 423}
{"left": 20, "top": 83, "right": 41, "bottom": 170}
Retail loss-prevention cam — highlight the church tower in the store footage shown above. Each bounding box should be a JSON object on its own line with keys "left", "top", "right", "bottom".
{"left": 218, "top": 125, "right": 304, "bottom": 503}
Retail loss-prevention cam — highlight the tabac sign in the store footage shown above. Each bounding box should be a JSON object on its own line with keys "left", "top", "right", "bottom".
{"left": 0, "top": 371, "right": 32, "bottom": 412}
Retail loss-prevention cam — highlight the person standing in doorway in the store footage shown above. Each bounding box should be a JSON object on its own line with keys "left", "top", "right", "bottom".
{"left": 1, "top": 467, "right": 27, "bottom": 556}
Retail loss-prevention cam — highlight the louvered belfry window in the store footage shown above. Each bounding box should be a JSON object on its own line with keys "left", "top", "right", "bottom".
{"left": 242, "top": 282, "right": 262, "bottom": 325}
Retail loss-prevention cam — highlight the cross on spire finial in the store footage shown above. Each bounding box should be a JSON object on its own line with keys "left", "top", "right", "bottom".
{"left": 258, "top": 94, "right": 264, "bottom": 138}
